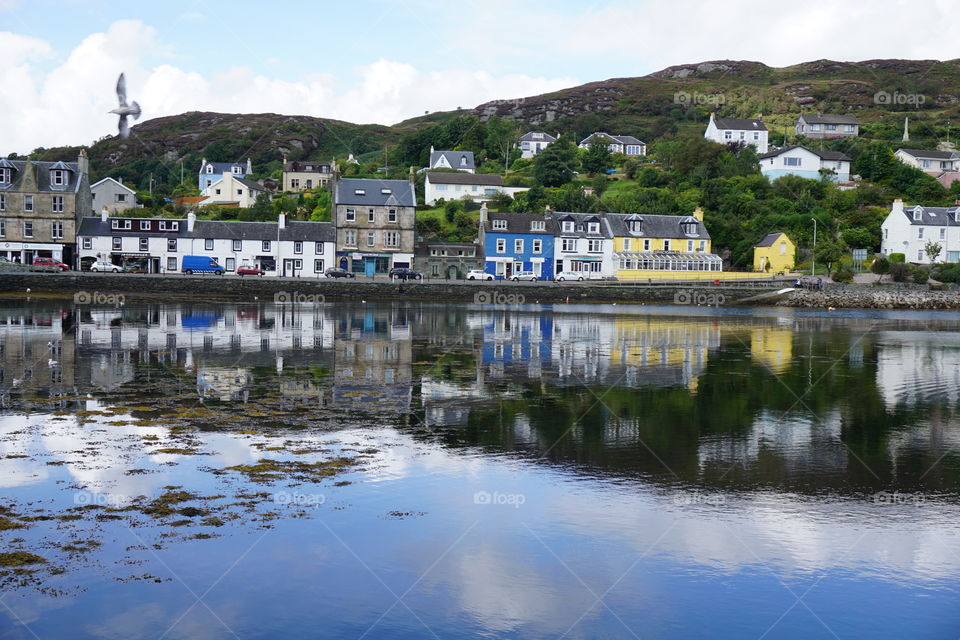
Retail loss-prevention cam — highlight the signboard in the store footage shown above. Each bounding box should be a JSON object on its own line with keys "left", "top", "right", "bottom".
{"left": 852, "top": 249, "right": 868, "bottom": 261}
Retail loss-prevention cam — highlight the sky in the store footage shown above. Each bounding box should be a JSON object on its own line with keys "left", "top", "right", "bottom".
{"left": 2, "top": 0, "right": 959, "bottom": 152}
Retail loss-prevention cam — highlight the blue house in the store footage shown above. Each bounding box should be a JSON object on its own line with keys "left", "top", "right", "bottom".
{"left": 480, "top": 210, "right": 555, "bottom": 280}
{"left": 198, "top": 157, "right": 252, "bottom": 191}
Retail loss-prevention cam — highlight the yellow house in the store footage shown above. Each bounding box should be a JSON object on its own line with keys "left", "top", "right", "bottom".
{"left": 610, "top": 207, "right": 726, "bottom": 280}
{"left": 752, "top": 232, "right": 795, "bottom": 273}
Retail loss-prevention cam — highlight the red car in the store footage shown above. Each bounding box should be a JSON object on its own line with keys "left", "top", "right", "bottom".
{"left": 236, "top": 265, "right": 264, "bottom": 277}
{"left": 33, "top": 257, "right": 70, "bottom": 271}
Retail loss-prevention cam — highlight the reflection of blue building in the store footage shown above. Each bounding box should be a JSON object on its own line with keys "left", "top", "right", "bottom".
{"left": 481, "top": 313, "right": 554, "bottom": 375}
{"left": 480, "top": 212, "right": 554, "bottom": 280}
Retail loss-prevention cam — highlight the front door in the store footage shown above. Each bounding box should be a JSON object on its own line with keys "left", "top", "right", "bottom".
{"left": 364, "top": 258, "right": 376, "bottom": 278}
{"left": 339, "top": 257, "right": 348, "bottom": 270}
{"left": 504, "top": 262, "right": 513, "bottom": 278}
{"left": 283, "top": 259, "right": 295, "bottom": 277}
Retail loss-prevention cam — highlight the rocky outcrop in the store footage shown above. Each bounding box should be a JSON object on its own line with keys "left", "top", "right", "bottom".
{"left": 780, "top": 286, "right": 960, "bottom": 310}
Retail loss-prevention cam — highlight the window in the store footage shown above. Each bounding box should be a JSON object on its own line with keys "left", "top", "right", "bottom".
{"left": 23, "top": 221, "right": 32, "bottom": 237}
{"left": 305, "top": 180, "right": 313, "bottom": 189}
{"left": 294, "top": 241, "right": 303, "bottom": 254}
{"left": 643, "top": 239, "right": 651, "bottom": 251}
{"left": 496, "top": 238, "right": 506, "bottom": 253}
{"left": 117, "top": 193, "right": 127, "bottom": 203}
{"left": 315, "top": 242, "right": 324, "bottom": 254}
{"left": 0, "top": 194, "right": 4, "bottom": 211}
{"left": 388, "top": 208, "right": 397, "bottom": 222}
{"left": 724, "top": 131, "right": 732, "bottom": 140}
{"left": 51, "top": 170, "right": 65, "bottom": 186}
{"left": 623, "top": 238, "right": 631, "bottom": 251}
{"left": 367, "top": 209, "right": 375, "bottom": 222}
{"left": 531, "top": 220, "right": 545, "bottom": 231}
{"left": 626, "top": 145, "right": 641, "bottom": 155}
{"left": 588, "top": 239, "right": 602, "bottom": 252}
{"left": 913, "top": 210, "right": 922, "bottom": 221}
{"left": 587, "top": 222, "right": 600, "bottom": 234}
{"left": 314, "top": 259, "right": 325, "bottom": 272}
{"left": 159, "top": 220, "right": 178, "bottom": 231}
{"left": 435, "top": 184, "right": 448, "bottom": 192}
{"left": 918, "top": 227, "right": 924, "bottom": 239}
{"left": 919, "top": 250, "right": 924, "bottom": 261}
{"left": 344, "top": 230, "right": 356, "bottom": 246}
{"left": 0, "top": 168, "right": 9, "bottom": 184}
{"left": 492, "top": 219, "right": 507, "bottom": 230}
{"left": 521, "top": 142, "right": 530, "bottom": 151}
{"left": 663, "top": 240, "right": 671, "bottom": 251}
{"left": 784, "top": 157, "right": 802, "bottom": 167}
{"left": 167, "top": 238, "right": 177, "bottom": 252}
{"left": 205, "top": 239, "right": 214, "bottom": 250}
{"left": 206, "top": 165, "right": 213, "bottom": 174}
{"left": 52, "top": 196, "right": 64, "bottom": 213}
{"left": 629, "top": 220, "right": 642, "bottom": 233}
{"left": 561, "top": 238, "right": 576, "bottom": 252}
{"left": 294, "top": 259, "right": 303, "bottom": 269}
{"left": 687, "top": 239, "right": 694, "bottom": 252}
{"left": 780, "top": 242, "right": 787, "bottom": 255}
{"left": 111, "top": 219, "right": 131, "bottom": 230}
{"left": 232, "top": 239, "right": 241, "bottom": 251}
{"left": 82, "top": 237, "right": 91, "bottom": 249}
{"left": 112, "top": 236, "right": 121, "bottom": 250}
{"left": 165, "top": 257, "right": 176, "bottom": 271}
{"left": 24, "top": 195, "right": 33, "bottom": 211}
{"left": 514, "top": 239, "right": 524, "bottom": 254}
{"left": 225, "top": 258, "right": 235, "bottom": 271}
{"left": 941, "top": 228, "right": 947, "bottom": 240}
{"left": 384, "top": 231, "right": 399, "bottom": 247}
{"left": 48, "top": 222, "right": 63, "bottom": 239}
{"left": 237, "top": 189, "right": 243, "bottom": 196}
{"left": 291, "top": 178, "right": 300, "bottom": 190}
{"left": 699, "top": 240, "right": 706, "bottom": 251}
{"left": 262, "top": 241, "right": 271, "bottom": 252}
{"left": 215, "top": 189, "right": 221, "bottom": 195}
{"left": 532, "top": 239, "right": 542, "bottom": 254}
{"left": 562, "top": 221, "right": 574, "bottom": 232}
{"left": 367, "top": 231, "right": 375, "bottom": 247}
{"left": 139, "top": 238, "right": 148, "bottom": 251}
{"left": 345, "top": 208, "right": 356, "bottom": 221}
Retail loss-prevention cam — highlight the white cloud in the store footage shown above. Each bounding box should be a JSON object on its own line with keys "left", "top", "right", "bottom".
{"left": 0, "top": 21, "right": 577, "bottom": 152}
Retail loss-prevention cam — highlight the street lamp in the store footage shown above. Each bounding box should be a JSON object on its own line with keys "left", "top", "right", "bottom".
{"left": 811, "top": 218, "right": 818, "bottom": 276}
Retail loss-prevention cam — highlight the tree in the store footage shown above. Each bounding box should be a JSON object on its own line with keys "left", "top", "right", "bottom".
{"left": 486, "top": 116, "right": 518, "bottom": 173}
{"left": 870, "top": 257, "right": 889, "bottom": 283}
{"left": 591, "top": 174, "right": 609, "bottom": 198}
{"left": 533, "top": 138, "right": 577, "bottom": 187}
{"left": 925, "top": 241, "right": 942, "bottom": 264}
{"left": 309, "top": 189, "right": 331, "bottom": 222}
{"left": 814, "top": 241, "right": 844, "bottom": 276}
{"left": 581, "top": 137, "right": 613, "bottom": 175}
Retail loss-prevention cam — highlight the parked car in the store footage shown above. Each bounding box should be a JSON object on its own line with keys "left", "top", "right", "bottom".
{"left": 389, "top": 267, "right": 423, "bottom": 281}
{"left": 324, "top": 267, "right": 355, "bottom": 279}
{"left": 32, "top": 257, "right": 70, "bottom": 271}
{"left": 466, "top": 269, "right": 493, "bottom": 281}
{"left": 236, "top": 265, "right": 264, "bottom": 277}
{"left": 510, "top": 271, "right": 540, "bottom": 282}
{"left": 554, "top": 271, "right": 585, "bottom": 282}
{"left": 90, "top": 260, "right": 120, "bottom": 273}
{"left": 181, "top": 256, "right": 224, "bottom": 275}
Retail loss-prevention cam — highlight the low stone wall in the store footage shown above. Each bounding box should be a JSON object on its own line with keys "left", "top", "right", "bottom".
{"left": 0, "top": 272, "right": 783, "bottom": 306}
{"left": 780, "top": 285, "right": 960, "bottom": 310}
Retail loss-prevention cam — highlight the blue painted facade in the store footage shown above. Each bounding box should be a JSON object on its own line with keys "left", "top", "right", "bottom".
{"left": 482, "top": 230, "right": 555, "bottom": 280}
{"left": 198, "top": 161, "right": 248, "bottom": 191}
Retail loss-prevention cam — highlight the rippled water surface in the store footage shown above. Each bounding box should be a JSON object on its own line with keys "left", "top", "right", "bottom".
{"left": 1, "top": 298, "right": 960, "bottom": 639}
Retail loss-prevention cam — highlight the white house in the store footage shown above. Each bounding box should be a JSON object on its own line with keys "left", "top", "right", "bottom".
{"left": 198, "top": 158, "right": 251, "bottom": 191}
{"left": 90, "top": 177, "right": 139, "bottom": 214}
{"left": 76, "top": 211, "right": 336, "bottom": 276}
{"left": 425, "top": 172, "right": 504, "bottom": 206}
{"left": 704, "top": 113, "right": 768, "bottom": 153}
{"left": 519, "top": 132, "right": 556, "bottom": 158}
{"left": 758, "top": 146, "right": 852, "bottom": 182}
{"left": 428, "top": 147, "right": 475, "bottom": 173}
{"left": 895, "top": 149, "right": 960, "bottom": 173}
{"left": 200, "top": 172, "right": 269, "bottom": 208}
{"left": 551, "top": 212, "right": 615, "bottom": 278}
{"left": 795, "top": 114, "right": 859, "bottom": 139}
{"left": 578, "top": 132, "right": 646, "bottom": 156}
{"left": 881, "top": 199, "right": 960, "bottom": 264}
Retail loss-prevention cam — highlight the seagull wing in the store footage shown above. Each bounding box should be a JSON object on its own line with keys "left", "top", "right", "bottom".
{"left": 116, "top": 73, "right": 128, "bottom": 107}
{"left": 118, "top": 115, "right": 129, "bottom": 139}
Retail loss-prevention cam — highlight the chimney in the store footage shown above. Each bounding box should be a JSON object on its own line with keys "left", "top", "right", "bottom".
{"left": 479, "top": 201, "right": 488, "bottom": 224}
{"left": 246, "top": 158, "right": 252, "bottom": 174}
{"left": 100, "top": 206, "right": 109, "bottom": 223}
{"left": 892, "top": 198, "right": 904, "bottom": 215}
{"left": 283, "top": 155, "right": 288, "bottom": 167}
{"left": 278, "top": 213, "right": 286, "bottom": 229}
{"left": 430, "top": 145, "right": 435, "bottom": 155}
{"left": 692, "top": 206, "right": 704, "bottom": 222}
{"left": 77, "top": 149, "right": 88, "bottom": 176}
{"left": 201, "top": 157, "right": 206, "bottom": 171}
{"left": 187, "top": 211, "right": 196, "bottom": 232}
{"left": 408, "top": 166, "right": 415, "bottom": 184}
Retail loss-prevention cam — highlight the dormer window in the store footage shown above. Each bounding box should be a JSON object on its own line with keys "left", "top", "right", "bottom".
{"left": 51, "top": 170, "right": 65, "bottom": 186}
{"left": 628, "top": 220, "right": 642, "bottom": 234}
{"left": 913, "top": 210, "right": 922, "bottom": 221}
{"left": 492, "top": 219, "right": 507, "bottom": 230}
{"left": 206, "top": 165, "right": 213, "bottom": 174}
{"left": 0, "top": 168, "right": 9, "bottom": 184}
{"left": 460, "top": 157, "right": 467, "bottom": 166}
{"left": 562, "top": 221, "right": 574, "bottom": 233}
{"left": 233, "top": 166, "right": 242, "bottom": 174}
{"left": 531, "top": 220, "right": 545, "bottom": 231}
{"left": 681, "top": 219, "right": 699, "bottom": 236}
{"left": 587, "top": 222, "right": 600, "bottom": 234}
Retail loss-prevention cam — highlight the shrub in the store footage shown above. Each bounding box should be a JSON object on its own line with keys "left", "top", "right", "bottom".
{"left": 833, "top": 268, "right": 854, "bottom": 283}
{"left": 888, "top": 263, "right": 911, "bottom": 282}
{"left": 889, "top": 253, "right": 905, "bottom": 263}
{"left": 913, "top": 268, "right": 929, "bottom": 285}
{"left": 932, "top": 263, "right": 960, "bottom": 283}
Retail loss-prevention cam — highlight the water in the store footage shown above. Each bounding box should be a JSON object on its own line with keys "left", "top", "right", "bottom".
{"left": 1, "top": 298, "right": 959, "bottom": 639}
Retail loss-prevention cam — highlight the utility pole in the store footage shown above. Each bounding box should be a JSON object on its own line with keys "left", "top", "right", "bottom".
{"left": 149, "top": 173, "right": 154, "bottom": 196}
{"left": 811, "top": 217, "right": 818, "bottom": 276}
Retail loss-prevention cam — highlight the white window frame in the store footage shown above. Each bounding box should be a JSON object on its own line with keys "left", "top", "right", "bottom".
{"left": 345, "top": 208, "right": 356, "bottom": 222}
{"left": 139, "top": 238, "right": 149, "bottom": 252}
{"left": 314, "top": 259, "right": 325, "bottom": 272}
{"left": 51, "top": 222, "right": 63, "bottom": 239}
{"left": 532, "top": 239, "right": 542, "bottom": 254}
{"left": 52, "top": 196, "right": 64, "bottom": 213}
{"left": 23, "top": 222, "right": 33, "bottom": 238}
{"left": 232, "top": 239, "right": 241, "bottom": 251}
{"left": 167, "top": 238, "right": 177, "bottom": 252}
{"left": 167, "top": 257, "right": 177, "bottom": 271}
{"left": 262, "top": 240, "right": 271, "bottom": 252}
{"left": 140, "top": 220, "right": 150, "bottom": 230}
{"left": 388, "top": 208, "right": 397, "bottom": 222}
{"left": 315, "top": 242, "right": 324, "bottom": 254}
{"left": 82, "top": 237, "right": 92, "bottom": 249}
{"left": 562, "top": 238, "right": 576, "bottom": 252}
{"left": 112, "top": 237, "right": 122, "bottom": 250}
{"left": 514, "top": 238, "right": 524, "bottom": 254}
{"left": 24, "top": 195, "right": 33, "bottom": 212}
{"left": 492, "top": 219, "right": 507, "bottom": 230}
{"left": 496, "top": 238, "right": 506, "bottom": 253}
{"left": 367, "top": 231, "right": 375, "bottom": 247}
{"left": 205, "top": 238, "right": 214, "bottom": 250}
{"left": 294, "top": 241, "right": 303, "bottom": 254}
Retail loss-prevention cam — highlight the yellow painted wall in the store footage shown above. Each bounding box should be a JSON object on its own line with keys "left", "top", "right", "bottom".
{"left": 615, "top": 270, "right": 778, "bottom": 282}
{"left": 614, "top": 237, "right": 712, "bottom": 253}
{"left": 753, "top": 233, "right": 795, "bottom": 273}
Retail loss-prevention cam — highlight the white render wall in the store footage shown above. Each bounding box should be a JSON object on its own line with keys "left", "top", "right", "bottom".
{"left": 553, "top": 236, "right": 615, "bottom": 277}
{"left": 880, "top": 201, "right": 960, "bottom": 264}
{"left": 704, "top": 118, "right": 769, "bottom": 153}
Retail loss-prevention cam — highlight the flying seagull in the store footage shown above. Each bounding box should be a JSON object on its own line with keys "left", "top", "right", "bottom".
{"left": 110, "top": 72, "right": 141, "bottom": 139}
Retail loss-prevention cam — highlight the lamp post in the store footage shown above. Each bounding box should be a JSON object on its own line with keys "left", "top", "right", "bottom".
{"left": 811, "top": 218, "right": 818, "bottom": 276}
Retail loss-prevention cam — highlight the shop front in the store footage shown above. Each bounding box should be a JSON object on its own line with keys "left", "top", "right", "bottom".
{"left": 336, "top": 252, "right": 401, "bottom": 278}
{"left": 1, "top": 242, "right": 66, "bottom": 265}
{"left": 112, "top": 252, "right": 160, "bottom": 273}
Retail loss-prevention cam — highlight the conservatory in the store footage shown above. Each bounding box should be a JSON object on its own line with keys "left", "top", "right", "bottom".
{"left": 615, "top": 250, "right": 724, "bottom": 272}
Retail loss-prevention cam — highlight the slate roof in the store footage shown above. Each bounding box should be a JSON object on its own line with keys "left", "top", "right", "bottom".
{"left": 414, "top": 241, "right": 482, "bottom": 257}
{"left": 579, "top": 132, "right": 646, "bottom": 147}
{"left": 0, "top": 159, "right": 83, "bottom": 193}
{"left": 236, "top": 177, "right": 266, "bottom": 191}
{"left": 483, "top": 212, "right": 552, "bottom": 234}
{"left": 281, "top": 221, "right": 335, "bottom": 242}
{"left": 711, "top": 115, "right": 767, "bottom": 131}
{"left": 755, "top": 232, "right": 786, "bottom": 247}
{"left": 798, "top": 113, "right": 859, "bottom": 125}
{"left": 90, "top": 177, "right": 136, "bottom": 194}
{"left": 426, "top": 172, "right": 503, "bottom": 186}
{"left": 430, "top": 150, "right": 475, "bottom": 171}
{"left": 551, "top": 212, "right": 612, "bottom": 238}
{"left": 519, "top": 131, "right": 557, "bottom": 143}
{"left": 77, "top": 217, "right": 335, "bottom": 242}
{"left": 758, "top": 146, "right": 851, "bottom": 162}
{"left": 897, "top": 148, "right": 960, "bottom": 160}
{"left": 201, "top": 161, "right": 245, "bottom": 174}
{"left": 283, "top": 160, "right": 332, "bottom": 173}
{"left": 606, "top": 213, "right": 710, "bottom": 240}
{"left": 899, "top": 205, "right": 960, "bottom": 226}
{"left": 335, "top": 178, "right": 415, "bottom": 207}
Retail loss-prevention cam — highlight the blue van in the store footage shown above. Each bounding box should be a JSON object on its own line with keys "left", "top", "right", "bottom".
{"left": 181, "top": 256, "right": 224, "bottom": 275}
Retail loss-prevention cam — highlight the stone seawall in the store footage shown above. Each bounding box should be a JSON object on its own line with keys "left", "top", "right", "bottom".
{"left": 0, "top": 272, "right": 783, "bottom": 306}
{"left": 779, "top": 286, "right": 960, "bottom": 310}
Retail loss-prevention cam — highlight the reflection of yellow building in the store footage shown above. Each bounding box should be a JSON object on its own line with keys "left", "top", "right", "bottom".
{"left": 609, "top": 318, "right": 721, "bottom": 391}
{"left": 753, "top": 232, "right": 795, "bottom": 274}
{"left": 750, "top": 328, "right": 793, "bottom": 374}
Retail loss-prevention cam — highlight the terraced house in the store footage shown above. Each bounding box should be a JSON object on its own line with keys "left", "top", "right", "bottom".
{"left": 0, "top": 152, "right": 91, "bottom": 266}
{"left": 334, "top": 178, "right": 416, "bottom": 276}
{"left": 551, "top": 212, "right": 614, "bottom": 278}
{"left": 608, "top": 208, "right": 722, "bottom": 280}
{"left": 479, "top": 207, "right": 554, "bottom": 280}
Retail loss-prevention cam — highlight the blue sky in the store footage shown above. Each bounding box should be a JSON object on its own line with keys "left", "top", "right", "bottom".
{"left": 2, "top": 0, "right": 959, "bottom": 150}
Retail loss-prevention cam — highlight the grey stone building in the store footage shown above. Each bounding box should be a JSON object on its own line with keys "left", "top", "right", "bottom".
{"left": 334, "top": 177, "right": 416, "bottom": 276}
{"left": 90, "top": 176, "right": 139, "bottom": 214}
{"left": 413, "top": 241, "right": 484, "bottom": 279}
